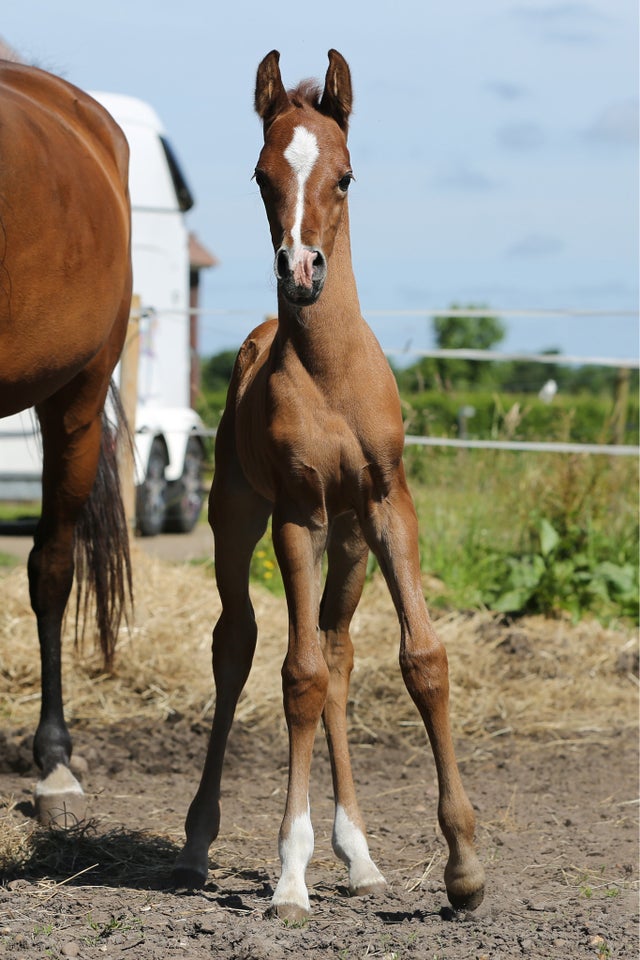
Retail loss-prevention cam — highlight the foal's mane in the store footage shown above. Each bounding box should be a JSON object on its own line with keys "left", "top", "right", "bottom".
{"left": 288, "top": 80, "right": 322, "bottom": 110}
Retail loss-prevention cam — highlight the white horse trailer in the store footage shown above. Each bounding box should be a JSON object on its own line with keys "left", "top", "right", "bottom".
{"left": 0, "top": 92, "right": 208, "bottom": 536}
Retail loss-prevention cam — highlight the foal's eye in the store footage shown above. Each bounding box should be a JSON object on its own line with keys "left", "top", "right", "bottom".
{"left": 338, "top": 173, "right": 354, "bottom": 193}
{"left": 253, "top": 169, "right": 268, "bottom": 190}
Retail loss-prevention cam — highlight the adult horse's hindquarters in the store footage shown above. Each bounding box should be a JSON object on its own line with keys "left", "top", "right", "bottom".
{"left": 0, "top": 60, "right": 133, "bottom": 825}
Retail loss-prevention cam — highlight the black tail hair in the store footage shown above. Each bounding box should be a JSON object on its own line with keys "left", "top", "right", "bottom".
{"left": 74, "top": 382, "right": 133, "bottom": 669}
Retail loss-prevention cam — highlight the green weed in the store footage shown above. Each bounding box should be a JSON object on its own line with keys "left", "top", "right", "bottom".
{"left": 282, "top": 916, "right": 308, "bottom": 929}
{"left": 594, "top": 937, "right": 612, "bottom": 959}
{"left": 409, "top": 449, "right": 638, "bottom": 623}
{"left": 250, "top": 528, "right": 284, "bottom": 595}
{"left": 84, "top": 913, "right": 142, "bottom": 946}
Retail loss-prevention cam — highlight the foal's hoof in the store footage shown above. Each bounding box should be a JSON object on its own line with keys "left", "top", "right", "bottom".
{"left": 170, "top": 865, "right": 208, "bottom": 890}
{"left": 350, "top": 879, "right": 387, "bottom": 898}
{"left": 34, "top": 765, "right": 87, "bottom": 828}
{"left": 447, "top": 883, "right": 485, "bottom": 913}
{"left": 266, "top": 902, "right": 310, "bottom": 923}
{"left": 445, "top": 860, "right": 486, "bottom": 912}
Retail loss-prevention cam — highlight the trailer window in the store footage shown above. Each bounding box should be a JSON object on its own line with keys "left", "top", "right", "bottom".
{"left": 160, "top": 136, "right": 194, "bottom": 212}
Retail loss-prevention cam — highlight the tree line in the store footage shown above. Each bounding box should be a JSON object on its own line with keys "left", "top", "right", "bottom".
{"left": 200, "top": 306, "right": 638, "bottom": 399}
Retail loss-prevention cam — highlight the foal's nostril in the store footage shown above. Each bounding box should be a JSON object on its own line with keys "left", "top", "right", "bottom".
{"left": 311, "top": 248, "right": 326, "bottom": 278}
{"left": 275, "top": 246, "right": 327, "bottom": 296}
{"left": 275, "top": 248, "right": 291, "bottom": 280}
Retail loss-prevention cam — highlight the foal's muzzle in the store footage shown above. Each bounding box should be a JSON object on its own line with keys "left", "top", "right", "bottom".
{"left": 274, "top": 245, "right": 327, "bottom": 305}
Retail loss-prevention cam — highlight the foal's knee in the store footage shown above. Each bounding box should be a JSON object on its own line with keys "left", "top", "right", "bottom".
{"left": 322, "top": 628, "right": 354, "bottom": 676}
{"left": 399, "top": 636, "right": 450, "bottom": 707}
{"left": 282, "top": 648, "right": 330, "bottom": 726}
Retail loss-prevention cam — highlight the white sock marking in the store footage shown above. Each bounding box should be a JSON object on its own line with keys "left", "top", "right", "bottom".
{"left": 284, "top": 126, "right": 319, "bottom": 259}
{"left": 333, "top": 804, "right": 386, "bottom": 892}
{"left": 272, "top": 805, "right": 314, "bottom": 910}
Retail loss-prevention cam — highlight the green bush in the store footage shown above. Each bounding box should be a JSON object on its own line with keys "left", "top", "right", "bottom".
{"left": 198, "top": 349, "right": 639, "bottom": 446}
{"left": 399, "top": 389, "right": 638, "bottom": 446}
{"left": 195, "top": 388, "right": 228, "bottom": 430}
{"left": 407, "top": 449, "right": 638, "bottom": 625}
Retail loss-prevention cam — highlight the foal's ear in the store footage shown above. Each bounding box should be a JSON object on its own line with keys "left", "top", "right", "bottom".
{"left": 319, "top": 49, "right": 353, "bottom": 134}
{"left": 255, "top": 50, "right": 290, "bottom": 131}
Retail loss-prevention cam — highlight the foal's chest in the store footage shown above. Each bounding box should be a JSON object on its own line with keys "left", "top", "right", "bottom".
{"left": 264, "top": 373, "right": 402, "bottom": 514}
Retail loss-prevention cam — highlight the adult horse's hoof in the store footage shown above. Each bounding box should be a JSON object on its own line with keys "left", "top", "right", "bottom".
{"left": 171, "top": 845, "right": 209, "bottom": 889}
{"left": 170, "top": 866, "right": 208, "bottom": 890}
{"left": 34, "top": 764, "right": 87, "bottom": 828}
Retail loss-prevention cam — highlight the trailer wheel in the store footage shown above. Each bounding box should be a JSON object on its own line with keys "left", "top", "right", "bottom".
{"left": 164, "top": 436, "right": 205, "bottom": 533}
{"left": 136, "top": 438, "right": 168, "bottom": 537}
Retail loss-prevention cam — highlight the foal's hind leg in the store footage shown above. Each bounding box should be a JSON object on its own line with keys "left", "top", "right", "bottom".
{"left": 173, "top": 443, "right": 271, "bottom": 888}
{"left": 361, "top": 471, "right": 485, "bottom": 912}
{"left": 320, "top": 513, "right": 386, "bottom": 897}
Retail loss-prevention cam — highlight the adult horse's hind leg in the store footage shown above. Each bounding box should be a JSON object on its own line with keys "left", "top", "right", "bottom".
{"left": 29, "top": 345, "right": 129, "bottom": 826}
{"left": 361, "top": 470, "right": 485, "bottom": 912}
{"left": 30, "top": 410, "right": 103, "bottom": 824}
{"left": 173, "top": 429, "right": 271, "bottom": 888}
{"left": 320, "top": 513, "right": 386, "bottom": 897}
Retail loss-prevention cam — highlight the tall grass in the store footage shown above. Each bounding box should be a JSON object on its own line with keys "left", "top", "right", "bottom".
{"left": 405, "top": 448, "right": 639, "bottom": 624}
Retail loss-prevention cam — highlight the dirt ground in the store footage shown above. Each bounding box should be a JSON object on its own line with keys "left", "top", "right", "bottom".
{"left": 0, "top": 532, "right": 638, "bottom": 960}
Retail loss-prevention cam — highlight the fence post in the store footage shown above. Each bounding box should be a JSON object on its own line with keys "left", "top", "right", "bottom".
{"left": 119, "top": 295, "right": 141, "bottom": 530}
{"left": 610, "top": 367, "right": 630, "bottom": 446}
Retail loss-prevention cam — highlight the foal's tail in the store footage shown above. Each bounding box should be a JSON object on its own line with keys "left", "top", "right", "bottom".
{"left": 74, "top": 383, "right": 133, "bottom": 670}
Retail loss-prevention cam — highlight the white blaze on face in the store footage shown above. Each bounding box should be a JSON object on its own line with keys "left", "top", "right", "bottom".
{"left": 284, "top": 125, "right": 319, "bottom": 272}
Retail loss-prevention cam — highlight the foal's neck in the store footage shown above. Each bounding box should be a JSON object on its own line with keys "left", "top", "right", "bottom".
{"left": 277, "top": 205, "right": 365, "bottom": 376}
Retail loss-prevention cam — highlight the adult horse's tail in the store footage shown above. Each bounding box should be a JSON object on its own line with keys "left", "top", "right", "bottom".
{"left": 74, "top": 383, "right": 133, "bottom": 670}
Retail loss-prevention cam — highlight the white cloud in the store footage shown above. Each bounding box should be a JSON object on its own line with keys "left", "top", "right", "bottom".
{"left": 584, "top": 101, "right": 639, "bottom": 146}
{"left": 496, "top": 121, "right": 546, "bottom": 150}
{"left": 487, "top": 80, "right": 529, "bottom": 101}
{"left": 511, "top": 2, "right": 610, "bottom": 43}
{"left": 508, "top": 234, "right": 565, "bottom": 258}
{"left": 437, "top": 164, "right": 500, "bottom": 192}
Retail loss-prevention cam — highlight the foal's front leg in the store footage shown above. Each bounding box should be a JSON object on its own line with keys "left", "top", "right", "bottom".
{"left": 320, "top": 513, "right": 386, "bottom": 896}
{"left": 269, "top": 508, "right": 329, "bottom": 920}
{"left": 173, "top": 441, "right": 271, "bottom": 888}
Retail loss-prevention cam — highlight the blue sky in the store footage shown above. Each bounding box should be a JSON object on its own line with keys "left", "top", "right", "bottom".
{"left": 3, "top": 1, "right": 638, "bottom": 361}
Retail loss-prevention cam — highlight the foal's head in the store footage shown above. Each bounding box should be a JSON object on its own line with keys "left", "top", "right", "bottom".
{"left": 254, "top": 50, "right": 354, "bottom": 307}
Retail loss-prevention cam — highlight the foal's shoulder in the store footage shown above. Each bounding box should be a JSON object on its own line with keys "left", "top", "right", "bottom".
{"left": 234, "top": 317, "right": 277, "bottom": 379}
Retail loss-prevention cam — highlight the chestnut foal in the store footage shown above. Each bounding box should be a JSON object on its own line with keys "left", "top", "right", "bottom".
{"left": 173, "top": 50, "right": 485, "bottom": 920}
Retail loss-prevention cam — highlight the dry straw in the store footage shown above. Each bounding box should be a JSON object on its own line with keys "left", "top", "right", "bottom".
{"left": 1, "top": 547, "right": 636, "bottom": 745}
{"left": 0, "top": 547, "right": 637, "bottom": 881}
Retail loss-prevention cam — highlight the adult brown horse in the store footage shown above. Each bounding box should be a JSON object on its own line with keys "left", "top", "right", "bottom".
{"left": 0, "top": 61, "right": 132, "bottom": 825}
{"left": 173, "top": 50, "right": 485, "bottom": 919}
